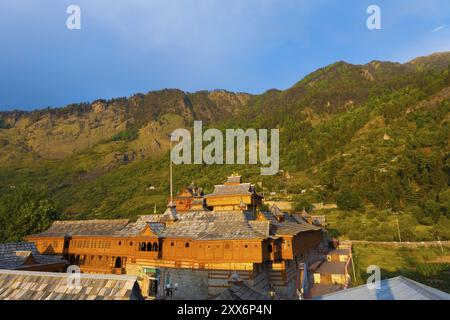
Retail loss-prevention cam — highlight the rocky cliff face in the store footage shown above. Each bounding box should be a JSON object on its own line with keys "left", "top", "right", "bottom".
{"left": 0, "top": 89, "right": 252, "bottom": 161}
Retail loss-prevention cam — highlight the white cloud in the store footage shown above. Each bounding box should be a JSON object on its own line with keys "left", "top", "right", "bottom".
{"left": 432, "top": 25, "right": 447, "bottom": 32}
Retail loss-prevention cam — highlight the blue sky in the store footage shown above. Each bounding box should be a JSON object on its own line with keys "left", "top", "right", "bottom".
{"left": 1, "top": 0, "right": 450, "bottom": 111}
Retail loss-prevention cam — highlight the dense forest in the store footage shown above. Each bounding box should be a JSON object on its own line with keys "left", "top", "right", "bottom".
{"left": 0, "top": 52, "right": 449, "bottom": 242}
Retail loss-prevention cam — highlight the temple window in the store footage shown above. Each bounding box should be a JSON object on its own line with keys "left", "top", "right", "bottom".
{"left": 118, "top": 241, "right": 122, "bottom": 246}
{"left": 153, "top": 243, "right": 158, "bottom": 251}
{"left": 140, "top": 243, "right": 146, "bottom": 251}
{"left": 146, "top": 242, "right": 152, "bottom": 251}
{"left": 129, "top": 242, "right": 133, "bottom": 246}
{"left": 171, "top": 242, "right": 175, "bottom": 247}
{"left": 185, "top": 243, "right": 190, "bottom": 248}
{"left": 268, "top": 244, "right": 273, "bottom": 253}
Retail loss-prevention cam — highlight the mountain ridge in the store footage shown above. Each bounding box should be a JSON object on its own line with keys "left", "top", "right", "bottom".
{"left": 0, "top": 51, "right": 449, "bottom": 243}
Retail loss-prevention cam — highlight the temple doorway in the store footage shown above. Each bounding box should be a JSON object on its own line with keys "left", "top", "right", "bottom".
{"left": 114, "top": 257, "right": 122, "bottom": 268}
{"left": 149, "top": 279, "right": 158, "bottom": 297}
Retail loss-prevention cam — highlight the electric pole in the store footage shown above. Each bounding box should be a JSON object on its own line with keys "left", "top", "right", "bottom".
{"left": 394, "top": 212, "right": 402, "bottom": 243}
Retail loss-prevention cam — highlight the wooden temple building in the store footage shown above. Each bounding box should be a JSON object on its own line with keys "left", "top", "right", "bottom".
{"left": 174, "top": 183, "right": 205, "bottom": 212}
{"left": 26, "top": 174, "right": 326, "bottom": 300}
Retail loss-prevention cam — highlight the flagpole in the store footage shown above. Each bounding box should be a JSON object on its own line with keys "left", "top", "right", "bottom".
{"left": 169, "top": 133, "right": 174, "bottom": 207}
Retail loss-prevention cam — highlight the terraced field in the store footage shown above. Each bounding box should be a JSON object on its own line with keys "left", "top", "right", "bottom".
{"left": 352, "top": 243, "right": 450, "bottom": 293}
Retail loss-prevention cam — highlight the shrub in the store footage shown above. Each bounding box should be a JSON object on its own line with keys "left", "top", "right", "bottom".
{"left": 336, "top": 190, "right": 363, "bottom": 210}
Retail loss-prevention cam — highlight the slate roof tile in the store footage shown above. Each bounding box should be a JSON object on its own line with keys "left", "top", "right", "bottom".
{"left": 0, "top": 270, "right": 143, "bottom": 300}
{"left": 29, "top": 219, "right": 130, "bottom": 237}
{"left": 0, "top": 242, "right": 67, "bottom": 270}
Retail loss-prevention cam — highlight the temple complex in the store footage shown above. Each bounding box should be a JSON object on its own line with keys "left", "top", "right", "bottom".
{"left": 25, "top": 174, "right": 326, "bottom": 300}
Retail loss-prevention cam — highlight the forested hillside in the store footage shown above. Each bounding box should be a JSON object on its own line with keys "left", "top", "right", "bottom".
{"left": 0, "top": 52, "right": 449, "bottom": 242}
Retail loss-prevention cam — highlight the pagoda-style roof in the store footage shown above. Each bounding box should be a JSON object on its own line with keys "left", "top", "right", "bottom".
{"left": 175, "top": 182, "right": 204, "bottom": 198}
{"left": 206, "top": 183, "right": 256, "bottom": 196}
{"left": 204, "top": 174, "right": 262, "bottom": 199}
{"left": 0, "top": 242, "right": 67, "bottom": 270}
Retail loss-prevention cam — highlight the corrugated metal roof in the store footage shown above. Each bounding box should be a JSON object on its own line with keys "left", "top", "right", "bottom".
{"left": 0, "top": 269, "right": 143, "bottom": 300}
{"left": 316, "top": 276, "right": 450, "bottom": 300}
